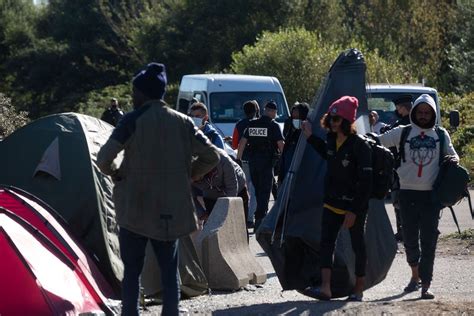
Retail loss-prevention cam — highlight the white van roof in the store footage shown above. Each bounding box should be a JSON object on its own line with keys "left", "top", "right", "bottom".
{"left": 181, "top": 74, "right": 283, "bottom": 92}
{"left": 367, "top": 84, "right": 437, "bottom": 94}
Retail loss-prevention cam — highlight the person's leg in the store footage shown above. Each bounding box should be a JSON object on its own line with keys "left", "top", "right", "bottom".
{"left": 319, "top": 208, "right": 345, "bottom": 298}
{"left": 418, "top": 191, "right": 440, "bottom": 299}
{"left": 238, "top": 186, "right": 250, "bottom": 223}
{"left": 242, "top": 160, "right": 257, "bottom": 224}
{"left": 150, "top": 239, "right": 180, "bottom": 316}
{"left": 251, "top": 159, "right": 273, "bottom": 228}
{"left": 399, "top": 190, "right": 422, "bottom": 290}
{"left": 119, "top": 228, "right": 148, "bottom": 316}
{"left": 349, "top": 211, "right": 368, "bottom": 297}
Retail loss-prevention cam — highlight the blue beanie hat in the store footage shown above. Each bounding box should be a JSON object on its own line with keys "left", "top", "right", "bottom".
{"left": 132, "top": 62, "right": 167, "bottom": 100}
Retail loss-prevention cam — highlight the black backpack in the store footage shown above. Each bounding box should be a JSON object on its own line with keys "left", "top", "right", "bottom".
{"left": 362, "top": 134, "right": 395, "bottom": 199}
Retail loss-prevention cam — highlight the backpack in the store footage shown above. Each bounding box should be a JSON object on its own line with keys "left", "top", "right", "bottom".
{"left": 434, "top": 156, "right": 471, "bottom": 208}
{"left": 362, "top": 134, "right": 395, "bottom": 199}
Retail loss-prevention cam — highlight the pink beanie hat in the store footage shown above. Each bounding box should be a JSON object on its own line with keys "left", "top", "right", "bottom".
{"left": 328, "top": 96, "right": 359, "bottom": 123}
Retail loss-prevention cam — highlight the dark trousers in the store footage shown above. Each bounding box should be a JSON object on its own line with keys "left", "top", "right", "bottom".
{"left": 119, "top": 228, "right": 179, "bottom": 316}
{"left": 320, "top": 208, "right": 368, "bottom": 277}
{"left": 399, "top": 190, "right": 440, "bottom": 284}
{"left": 203, "top": 187, "right": 250, "bottom": 222}
{"left": 249, "top": 157, "right": 274, "bottom": 221}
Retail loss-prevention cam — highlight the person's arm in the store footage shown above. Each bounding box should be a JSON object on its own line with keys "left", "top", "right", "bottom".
{"left": 237, "top": 137, "right": 247, "bottom": 161}
{"left": 301, "top": 120, "right": 327, "bottom": 159}
{"left": 277, "top": 140, "right": 285, "bottom": 153}
{"left": 212, "top": 132, "right": 225, "bottom": 150}
{"left": 97, "top": 113, "right": 133, "bottom": 175}
{"left": 377, "top": 126, "right": 403, "bottom": 148}
{"left": 190, "top": 125, "right": 220, "bottom": 180}
{"left": 221, "top": 156, "right": 238, "bottom": 196}
{"left": 231, "top": 127, "right": 240, "bottom": 149}
{"left": 443, "top": 130, "right": 459, "bottom": 160}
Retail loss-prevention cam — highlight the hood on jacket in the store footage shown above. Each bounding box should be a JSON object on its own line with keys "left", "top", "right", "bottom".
{"left": 409, "top": 94, "right": 437, "bottom": 129}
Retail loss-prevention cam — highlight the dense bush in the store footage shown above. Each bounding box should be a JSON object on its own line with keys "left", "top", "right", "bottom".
{"left": 0, "top": 94, "right": 29, "bottom": 138}
{"left": 440, "top": 93, "right": 474, "bottom": 182}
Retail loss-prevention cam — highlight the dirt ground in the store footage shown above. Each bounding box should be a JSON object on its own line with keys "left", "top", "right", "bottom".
{"left": 141, "top": 234, "right": 473, "bottom": 316}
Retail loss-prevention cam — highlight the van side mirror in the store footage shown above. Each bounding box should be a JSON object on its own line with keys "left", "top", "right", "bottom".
{"left": 449, "top": 110, "right": 460, "bottom": 128}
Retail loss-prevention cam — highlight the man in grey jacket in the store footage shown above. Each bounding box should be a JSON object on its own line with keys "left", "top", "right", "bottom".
{"left": 192, "top": 148, "right": 249, "bottom": 223}
{"left": 97, "top": 62, "right": 219, "bottom": 316}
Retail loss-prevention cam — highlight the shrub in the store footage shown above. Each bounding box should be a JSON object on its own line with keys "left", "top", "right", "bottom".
{"left": 0, "top": 93, "right": 30, "bottom": 138}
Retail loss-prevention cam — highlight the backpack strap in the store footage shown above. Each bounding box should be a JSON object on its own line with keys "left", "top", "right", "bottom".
{"left": 399, "top": 125, "right": 412, "bottom": 164}
{"left": 448, "top": 206, "right": 462, "bottom": 234}
{"left": 434, "top": 126, "right": 447, "bottom": 165}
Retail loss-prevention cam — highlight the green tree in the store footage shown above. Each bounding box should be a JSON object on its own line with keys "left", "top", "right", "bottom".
{"left": 135, "top": 0, "right": 291, "bottom": 82}
{"left": 231, "top": 28, "right": 412, "bottom": 106}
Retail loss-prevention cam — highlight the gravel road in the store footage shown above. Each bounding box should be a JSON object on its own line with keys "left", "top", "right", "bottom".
{"left": 143, "top": 192, "right": 474, "bottom": 315}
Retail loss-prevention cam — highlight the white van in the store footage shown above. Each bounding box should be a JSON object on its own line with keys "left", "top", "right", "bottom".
{"left": 366, "top": 84, "right": 442, "bottom": 126}
{"left": 176, "top": 74, "right": 290, "bottom": 137}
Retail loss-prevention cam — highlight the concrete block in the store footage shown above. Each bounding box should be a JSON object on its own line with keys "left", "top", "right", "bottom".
{"left": 194, "top": 197, "right": 266, "bottom": 290}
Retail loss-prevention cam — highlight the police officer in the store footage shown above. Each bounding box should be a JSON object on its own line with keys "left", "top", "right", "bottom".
{"left": 237, "top": 101, "right": 284, "bottom": 230}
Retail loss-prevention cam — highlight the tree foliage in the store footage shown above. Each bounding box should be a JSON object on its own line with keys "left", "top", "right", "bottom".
{"left": 0, "top": 94, "right": 29, "bottom": 138}
{"left": 231, "top": 28, "right": 413, "bottom": 106}
{"left": 0, "top": 0, "right": 472, "bottom": 122}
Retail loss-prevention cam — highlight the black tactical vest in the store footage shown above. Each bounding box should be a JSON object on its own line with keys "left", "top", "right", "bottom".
{"left": 246, "top": 116, "right": 275, "bottom": 155}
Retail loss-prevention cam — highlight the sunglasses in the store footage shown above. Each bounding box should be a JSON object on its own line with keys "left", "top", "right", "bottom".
{"left": 330, "top": 115, "right": 342, "bottom": 122}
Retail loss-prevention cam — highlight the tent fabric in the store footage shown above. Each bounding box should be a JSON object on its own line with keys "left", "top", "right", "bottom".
{"left": 0, "top": 186, "right": 117, "bottom": 313}
{"left": 34, "top": 137, "right": 61, "bottom": 180}
{"left": 0, "top": 208, "right": 103, "bottom": 316}
{"left": 0, "top": 113, "right": 123, "bottom": 296}
{"left": 0, "top": 113, "right": 208, "bottom": 299}
{"left": 257, "top": 49, "right": 397, "bottom": 298}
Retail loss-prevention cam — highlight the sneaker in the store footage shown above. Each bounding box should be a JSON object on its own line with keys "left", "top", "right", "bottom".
{"left": 421, "top": 288, "right": 435, "bottom": 300}
{"left": 404, "top": 279, "right": 420, "bottom": 292}
{"left": 246, "top": 221, "right": 255, "bottom": 229}
{"left": 346, "top": 293, "right": 363, "bottom": 302}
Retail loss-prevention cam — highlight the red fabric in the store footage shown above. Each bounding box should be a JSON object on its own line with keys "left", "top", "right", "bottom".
{"left": 232, "top": 127, "right": 240, "bottom": 149}
{"left": 0, "top": 211, "right": 101, "bottom": 315}
{"left": 328, "top": 96, "right": 359, "bottom": 123}
{"left": 0, "top": 188, "right": 114, "bottom": 312}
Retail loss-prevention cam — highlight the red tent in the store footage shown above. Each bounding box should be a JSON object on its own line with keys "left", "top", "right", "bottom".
{"left": 0, "top": 186, "right": 118, "bottom": 315}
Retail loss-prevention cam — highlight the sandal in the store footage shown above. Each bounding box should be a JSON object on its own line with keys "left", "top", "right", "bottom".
{"left": 421, "top": 288, "right": 435, "bottom": 300}
{"left": 403, "top": 279, "right": 420, "bottom": 292}
{"left": 301, "top": 287, "right": 331, "bottom": 301}
{"left": 346, "top": 293, "right": 363, "bottom": 302}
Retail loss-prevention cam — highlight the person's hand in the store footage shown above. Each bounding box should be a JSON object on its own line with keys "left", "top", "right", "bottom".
{"left": 343, "top": 212, "right": 356, "bottom": 229}
{"left": 301, "top": 120, "right": 313, "bottom": 138}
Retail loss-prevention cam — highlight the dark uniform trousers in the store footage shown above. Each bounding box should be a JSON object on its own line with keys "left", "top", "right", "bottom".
{"left": 249, "top": 154, "right": 274, "bottom": 222}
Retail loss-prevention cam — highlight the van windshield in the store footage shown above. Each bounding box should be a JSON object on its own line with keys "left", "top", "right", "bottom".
{"left": 209, "top": 92, "right": 289, "bottom": 123}
{"left": 367, "top": 92, "right": 437, "bottom": 126}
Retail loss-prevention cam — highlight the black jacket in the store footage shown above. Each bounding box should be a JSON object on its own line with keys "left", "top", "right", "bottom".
{"left": 307, "top": 133, "right": 372, "bottom": 215}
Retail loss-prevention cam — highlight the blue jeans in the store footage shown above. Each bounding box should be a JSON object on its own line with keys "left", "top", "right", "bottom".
{"left": 119, "top": 228, "right": 179, "bottom": 316}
